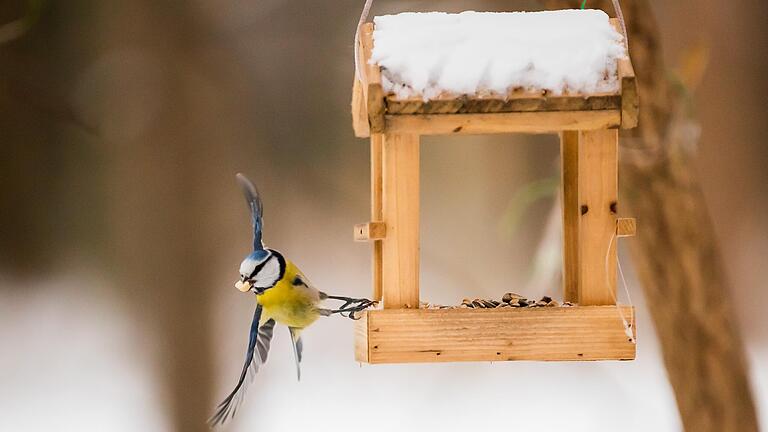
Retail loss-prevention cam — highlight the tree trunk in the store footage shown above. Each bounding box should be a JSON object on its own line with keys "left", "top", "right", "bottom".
{"left": 544, "top": 1, "right": 759, "bottom": 430}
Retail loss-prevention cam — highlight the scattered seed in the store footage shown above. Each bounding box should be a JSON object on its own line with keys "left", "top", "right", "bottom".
{"left": 502, "top": 292, "right": 524, "bottom": 303}
{"left": 415, "top": 294, "right": 578, "bottom": 309}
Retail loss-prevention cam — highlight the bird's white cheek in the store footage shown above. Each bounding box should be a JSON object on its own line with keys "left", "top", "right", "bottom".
{"left": 235, "top": 280, "right": 251, "bottom": 292}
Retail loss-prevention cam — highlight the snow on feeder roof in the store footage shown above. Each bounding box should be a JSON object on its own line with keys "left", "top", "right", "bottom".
{"left": 370, "top": 10, "right": 627, "bottom": 99}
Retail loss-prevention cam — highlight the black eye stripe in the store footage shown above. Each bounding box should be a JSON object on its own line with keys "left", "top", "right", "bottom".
{"left": 250, "top": 250, "right": 286, "bottom": 285}
{"left": 249, "top": 257, "right": 270, "bottom": 277}
{"left": 249, "top": 250, "right": 276, "bottom": 277}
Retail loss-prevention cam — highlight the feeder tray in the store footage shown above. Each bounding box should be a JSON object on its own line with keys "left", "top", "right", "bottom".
{"left": 352, "top": 15, "right": 639, "bottom": 364}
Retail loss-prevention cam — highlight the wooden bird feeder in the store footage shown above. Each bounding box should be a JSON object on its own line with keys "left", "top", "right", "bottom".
{"left": 351, "top": 13, "right": 639, "bottom": 364}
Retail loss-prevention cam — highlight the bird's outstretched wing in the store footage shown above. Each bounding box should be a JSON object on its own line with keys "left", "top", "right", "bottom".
{"left": 236, "top": 173, "right": 265, "bottom": 251}
{"left": 288, "top": 327, "right": 303, "bottom": 381}
{"left": 209, "top": 305, "right": 275, "bottom": 426}
{"left": 256, "top": 319, "right": 275, "bottom": 364}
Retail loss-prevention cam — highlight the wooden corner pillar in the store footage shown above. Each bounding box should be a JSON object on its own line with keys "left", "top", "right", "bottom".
{"left": 561, "top": 129, "right": 618, "bottom": 306}
{"left": 381, "top": 133, "right": 420, "bottom": 308}
{"left": 370, "top": 134, "right": 384, "bottom": 301}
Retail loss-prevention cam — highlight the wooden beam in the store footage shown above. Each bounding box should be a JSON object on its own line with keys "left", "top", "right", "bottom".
{"left": 355, "top": 306, "right": 636, "bottom": 364}
{"left": 354, "top": 222, "right": 386, "bottom": 241}
{"left": 560, "top": 131, "right": 580, "bottom": 303}
{"left": 359, "top": 22, "right": 385, "bottom": 133}
{"left": 351, "top": 79, "right": 370, "bottom": 138}
{"left": 609, "top": 18, "right": 640, "bottom": 130}
{"left": 387, "top": 91, "right": 621, "bottom": 115}
{"left": 617, "top": 217, "right": 637, "bottom": 237}
{"left": 355, "top": 312, "right": 370, "bottom": 363}
{"left": 381, "top": 133, "right": 420, "bottom": 309}
{"left": 371, "top": 134, "right": 383, "bottom": 301}
{"left": 578, "top": 129, "right": 618, "bottom": 305}
{"left": 619, "top": 58, "right": 639, "bottom": 129}
{"left": 384, "top": 111, "right": 620, "bottom": 135}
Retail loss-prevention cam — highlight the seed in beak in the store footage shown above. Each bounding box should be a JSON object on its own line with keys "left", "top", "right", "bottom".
{"left": 234, "top": 280, "right": 251, "bottom": 292}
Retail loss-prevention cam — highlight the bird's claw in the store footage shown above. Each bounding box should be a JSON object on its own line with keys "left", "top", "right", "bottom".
{"left": 327, "top": 296, "right": 378, "bottom": 320}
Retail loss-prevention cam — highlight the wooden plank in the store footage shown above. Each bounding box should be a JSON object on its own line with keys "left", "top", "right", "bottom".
{"left": 355, "top": 306, "right": 636, "bottom": 363}
{"left": 578, "top": 130, "right": 618, "bottom": 305}
{"left": 351, "top": 79, "right": 370, "bottom": 138}
{"left": 354, "top": 312, "right": 370, "bottom": 363}
{"left": 368, "top": 86, "right": 386, "bottom": 133}
{"left": 381, "top": 133, "right": 420, "bottom": 309}
{"left": 371, "top": 134, "right": 383, "bottom": 301}
{"left": 384, "top": 111, "right": 620, "bottom": 135}
{"left": 386, "top": 91, "right": 621, "bottom": 115}
{"left": 560, "top": 131, "right": 580, "bottom": 303}
{"left": 617, "top": 217, "right": 637, "bottom": 237}
{"left": 609, "top": 18, "right": 639, "bottom": 129}
{"left": 359, "top": 23, "right": 385, "bottom": 133}
{"left": 354, "top": 222, "right": 386, "bottom": 241}
{"left": 619, "top": 58, "right": 639, "bottom": 129}
{"left": 358, "top": 23, "right": 381, "bottom": 88}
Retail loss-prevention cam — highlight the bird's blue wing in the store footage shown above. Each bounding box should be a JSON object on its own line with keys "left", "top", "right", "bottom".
{"left": 209, "top": 305, "right": 274, "bottom": 426}
{"left": 288, "top": 327, "right": 303, "bottom": 381}
{"left": 236, "top": 173, "right": 265, "bottom": 251}
{"left": 256, "top": 319, "right": 275, "bottom": 364}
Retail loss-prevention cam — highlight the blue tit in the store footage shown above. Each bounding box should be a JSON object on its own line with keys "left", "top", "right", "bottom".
{"left": 209, "top": 173, "right": 375, "bottom": 426}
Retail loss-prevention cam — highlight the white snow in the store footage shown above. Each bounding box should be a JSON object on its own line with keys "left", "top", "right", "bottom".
{"left": 370, "top": 10, "right": 626, "bottom": 100}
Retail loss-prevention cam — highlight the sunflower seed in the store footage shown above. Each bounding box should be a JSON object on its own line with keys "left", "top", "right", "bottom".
{"left": 502, "top": 292, "right": 524, "bottom": 303}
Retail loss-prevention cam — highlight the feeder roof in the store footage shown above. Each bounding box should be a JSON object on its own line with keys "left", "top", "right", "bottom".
{"left": 370, "top": 10, "right": 627, "bottom": 100}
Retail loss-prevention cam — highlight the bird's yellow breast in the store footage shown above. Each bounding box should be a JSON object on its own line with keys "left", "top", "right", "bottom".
{"left": 256, "top": 260, "right": 320, "bottom": 329}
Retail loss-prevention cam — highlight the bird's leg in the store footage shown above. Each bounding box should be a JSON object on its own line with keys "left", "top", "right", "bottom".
{"left": 325, "top": 295, "right": 377, "bottom": 310}
{"left": 323, "top": 295, "right": 377, "bottom": 320}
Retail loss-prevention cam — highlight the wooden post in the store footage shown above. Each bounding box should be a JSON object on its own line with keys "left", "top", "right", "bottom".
{"left": 560, "top": 131, "right": 580, "bottom": 303}
{"left": 577, "top": 129, "right": 618, "bottom": 305}
{"left": 381, "top": 133, "right": 420, "bottom": 309}
{"left": 371, "top": 134, "right": 384, "bottom": 301}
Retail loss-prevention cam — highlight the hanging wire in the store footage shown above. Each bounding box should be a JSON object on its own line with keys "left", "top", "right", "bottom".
{"left": 353, "top": 0, "right": 375, "bottom": 82}
{"left": 579, "top": 0, "right": 628, "bottom": 49}
{"left": 605, "top": 231, "right": 636, "bottom": 343}
{"left": 611, "top": 0, "right": 629, "bottom": 49}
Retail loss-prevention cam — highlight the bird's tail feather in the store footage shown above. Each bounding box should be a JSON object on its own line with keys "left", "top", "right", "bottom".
{"left": 288, "top": 327, "right": 303, "bottom": 381}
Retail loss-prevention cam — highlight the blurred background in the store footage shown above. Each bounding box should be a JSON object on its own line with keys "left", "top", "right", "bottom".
{"left": 1, "top": 0, "right": 766, "bottom": 431}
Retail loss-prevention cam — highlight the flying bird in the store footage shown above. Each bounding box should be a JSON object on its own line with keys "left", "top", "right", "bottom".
{"left": 209, "top": 173, "right": 375, "bottom": 426}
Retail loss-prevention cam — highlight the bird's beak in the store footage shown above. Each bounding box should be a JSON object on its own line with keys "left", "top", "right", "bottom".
{"left": 234, "top": 279, "right": 251, "bottom": 292}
